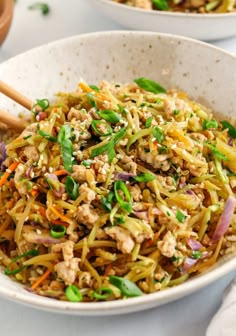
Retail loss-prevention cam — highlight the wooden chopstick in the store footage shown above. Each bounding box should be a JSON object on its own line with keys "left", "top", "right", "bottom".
{"left": 0, "top": 80, "right": 33, "bottom": 110}
{"left": 0, "top": 109, "right": 26, "bottom": 132}
{"left": 0, "top": 80, "right": 34, "bottom": 131}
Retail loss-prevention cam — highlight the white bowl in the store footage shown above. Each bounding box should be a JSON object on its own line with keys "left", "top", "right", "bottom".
{"left": 0, "top": 31, "right": 236, "bottom": 315}
{"left": 89, "top": 0, "right": 236, "bottom": 41}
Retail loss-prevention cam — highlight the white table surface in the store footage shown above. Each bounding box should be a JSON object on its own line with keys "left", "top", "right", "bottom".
{"left": 1, "top": 1, "right": 236, "bottom": 335}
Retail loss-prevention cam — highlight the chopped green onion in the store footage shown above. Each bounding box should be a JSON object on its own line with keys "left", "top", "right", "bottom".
{"left": 207, "top": 143, "right": 229, "bottom": 161}
{"left": 117, "top": 104, "right": 127, "bottom": 115}
{"left": 176, "top": 210, "right": 186, "bottom": 223}
{"left": 58, "top": 125, "right": 74, "bottom": 172}
{"left": 203, "top": 119, "right": 218, "bottom": 130}
{"left": 153, "top": 126, "right": 164, "bottom": 143}
{"left": 89, "top": 84, "right": 100, "bottom": 92}
{"left": 65, "top": 285, "right": 83, "bottom": 302}
{"left": 221, "top": 120, "right": 236, "bottom": 139}
{"left": 28, "top": 3, "right": 50, "bottom": 15}
{"left": 90, "top": 128, "right": 126, "bottom": 163}
{"left": 31, "top": 98, "right": 49, "bottom": 114}
{"left": 114, "top": 180, "right": 132, "bottom": 213}
{"left": 133, "top": 173, "right": 155, "bottom": 183}
{"left": 82, "top": 160, "right": 92, "bottom": 168}
{"left": 159, "top": 146, "right": 169, "bottom": 154}
{"left": 152, "top": 0, "right": 169, "bottom": 10}
{"left": 173, "top": 109, "right": 179, "bottom": 116}
{"left": 5, "top": 249, "right": 39, "bottom": 275}
{"left": 38, "top": 130, "right": 57, "bottom": 142}
{"left": 134, "top": 77, "right": 166, "bottom": 94}
{"left": 58, "top": 124, "right": 72, "bottom": 144}
{"left": 114, "top": 215, "right": 125, "bottom": 225}
{"left": 145, "top": 116, "right": 153, "bottom": 128}
{"left": 101, "top": 196, "right": 112, "bottom": 213}
{"left": 91, "top": 120, "right": 113, "bottom": 136}
{"left": 50, "top": 225, "right": 66, "bottom": 238}
{"left": 191, "top": 251, "right": 202, "bottom": 259}
{"left": 86, "top": 93, "right": 97, "bottom": 108}
{"left": 65, "top": 176, "right": 79, "bottom": 200}
{"left": 109, "top": 275, "right": 143, "bottom": 297}
{"left": 98, "top": 110, "right": 121, "bottom": 123}
{"left": 93, "top": 287, "right": 113, "bottom": 300}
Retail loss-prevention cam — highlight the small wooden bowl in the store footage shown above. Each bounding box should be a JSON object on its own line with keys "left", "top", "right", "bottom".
{"left": 0, "top": 0, "right": 14, "bottom": 45}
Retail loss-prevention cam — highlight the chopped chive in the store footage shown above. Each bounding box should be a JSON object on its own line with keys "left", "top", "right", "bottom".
{"left": 206, "top": 143, "right": 229, "bottom": 161}
{"left": 86, "top": 93, "right": 97, "bottom": 108}
{"left": 152, "top": 0, "right": 169, "bottom": 10}
{"left": 65, "top": 285, "right": 83, "bottom": 302}
{"left": 133, "top": 173, "right": 155, "bottom": 183}
{"left": 191, "top": 251, "right": 202, "bottom": 259}
{"left": 109, "top": 275, "right": 143, "bottom": 297}
{"left": 134, "top": 77, "right": 166, "bottom": 94}
{"left": 114, "top": 180, "right": 132, "bottom": 213}
{"left": 176, "top": 210, "right": 186, "bottom": 223}
{"left": 153, "top": 126, "right": 164, "bottom": 143}
{"left": 93, "top": 287, "right": 113, "bottom": 300}
{"left": 91, "top": 120, "right": 113, "bottom": 136}
{"left": 98, "top": 110, "right": 121, "bottom": 123}
{"left": 89, "top": 84, "right": 100, "bottom": 92}
{"left": 65, "top": 176, "right": 79, "bottom": 200}
{"left": 145, "top": 116, "right": 153, "bottom": 128}
{"left": 5, "top": 249, "right": 39, "bottom": 275}
{"left": 173, "top": 109, "right": 179, "bottom": 116}
{"left": 38, "top": 130, "right": 57, "bottom": 142}
{"left": 203, "top": 119, "right": 218, "bottom": 130}
{"left": 221, "top": 120, "right": 236, "bottom": 139}
{"left": 31, "top": 98, "right": 49, "bottom": 114}
{"left": 50, "top": 225, "right": 66, "bottom": 238}
{"left": 28, "top": 3, "right": 50, "bottom": 15}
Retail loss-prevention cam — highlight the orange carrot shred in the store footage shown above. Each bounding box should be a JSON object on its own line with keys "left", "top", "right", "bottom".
{"left": 50, "top": 219, "right": 69, "bottom": 227}
{"left": 48, "top": 206, "right": 71, "bottom": 224}
{"left": 39, "top": 207, "right": 47, "bottom": 217}
{"left": 0, "top": 161, "right": 19, "bottom": 187}
{"left": 31, "top": 269, "right": 51, "bottom": 290}
{"left": 53, "top": 170, "right": 68, "bottom": 176}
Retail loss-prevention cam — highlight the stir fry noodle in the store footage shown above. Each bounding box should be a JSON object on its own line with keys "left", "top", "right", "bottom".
{"left": 113, "top": 0, "right": 236, "bottom": 14}
{"left": 0, "top": 78, "right": 236, "bottom": 302}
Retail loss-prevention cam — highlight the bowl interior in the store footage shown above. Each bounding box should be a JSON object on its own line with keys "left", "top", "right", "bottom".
{"left": 0, "top": 31, "right": 236, "bottom": 315}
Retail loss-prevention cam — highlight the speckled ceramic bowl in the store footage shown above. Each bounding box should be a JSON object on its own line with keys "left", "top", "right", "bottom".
{"left": 89, "top": 0, "right": 236, "bottom": 41}
{"left": 0, "top": 31, "right": 236, "bottom": 315}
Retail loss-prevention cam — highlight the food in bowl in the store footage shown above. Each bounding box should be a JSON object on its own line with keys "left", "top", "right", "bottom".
{"left": 1, "top": 77, "right": 236, "bottom": 303}
{"left": 112, "top": 0, "right": 236, "bottom": 13}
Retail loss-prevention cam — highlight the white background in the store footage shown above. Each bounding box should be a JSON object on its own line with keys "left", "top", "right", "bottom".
{"left": 1, "top": 1, "right": 236, "bottom": 335}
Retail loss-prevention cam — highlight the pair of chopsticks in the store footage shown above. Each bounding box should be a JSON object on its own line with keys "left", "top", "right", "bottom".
{"left": 0, "top": 80, "right": 33, "bottom": 132}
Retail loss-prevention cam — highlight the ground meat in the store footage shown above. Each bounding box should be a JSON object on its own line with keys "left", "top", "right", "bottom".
{"left": 117, "top": 154, "right": 137, "bottom": 175}
{"left": 54, "top": 258, "right": 80, "bottom": 286}
{"left": 105, "top": 226, "right": 135, "bottom": 253}
{"left": 52, "top": 241, "right": 74, "bottom": 261}
{"left": 93, "top": 155, "right": 110, "bottom": 183}
{"left": 128, "top": 184, "right": 142, "bottom": 202}
{"left": 76, "top": 204, "right": 99, "bottom": 227}
{"left": 157, "top": 231, "right": 176, "bottom": 258}
{"left": 72, "top": 165, "right": 95, "bottom": 183}
{"left": 23, "top": 146, "right": 39, "bottom": 162}
{"left": 79, "top": 183, "right": 96, "bottom": 203}
{"left": 67, "top": 108, "right": 92, "bottom": 125}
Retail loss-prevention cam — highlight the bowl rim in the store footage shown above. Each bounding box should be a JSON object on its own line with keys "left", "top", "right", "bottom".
{"left": 92, "top": 0, "right": 236, "bottom": 18}
{"left": 0, "top": 0, "right": 14, "bottom": 30}
{"left": 1, "top": 30, "right": 236, "bottom": 314}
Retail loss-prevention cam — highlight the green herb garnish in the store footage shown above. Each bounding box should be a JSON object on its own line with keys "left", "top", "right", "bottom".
{"left": 221, "top": 120, "right": 236, "bottom": 139}
{"left": 89, "top": 84, "right": 100, "bottom": 92}
{"left": 176, "top": 210, "right": 186, "bottom": 223}
{"left": 173, "top": 109, "right": 179, "bottom": 116}
{"left": 207, "top": 143, "right": 229, "bottom": 161}
{"left": 50, "top": 225, "right": 66, "bottom": 239}
{"left": 191, "top": 251, "right": 202, "bottom": 259}
{"left": 145, "top": 116, "right": 153, "bottom": 128}
{"left": 93, "top": 287, "right": 113, "bottom": 300}
{"left": 114, "top": 180, "right": 132, "bottom": 213}
{"left": 38, "top": 130, "right": 57, "bottom": 142}
{"left": 98, "top": 110, "right": 121, "bottom": 123}
{"left": 86, "top": 93, "right": 97, "bottom": 108}
{"left": 109, "top": 275, "right": 143, "bottom": 297}
{"left": 31, "top": 98, "right": 49, "bottom": 114}
{"left": 153, "top": 126, "right": 164, "bottom": 143}
{"left": 133, "top": 173, "right": 155, "bottom": 183}
{"left": 28, "top": 3, "right": 50, "bottom": 15}
{"left": 203, "top": 119, "right": 218, "bottom": 130}
{"left": 152, "top": 0, "right": 169, "bottom": 10}
{"left": 65, "top": 285, "right": 83, "bottom": 302}
{"left": 134, "top": 77, "right": 166, "bottom": 94}
{"left": 5, "top": 249, "right": 39, "bottom": 275}
{"left": 58, "top": 125, "right": 74, "bottom": 172}
{"left": 65, "top": 176, "right": 79, "bottom": 200}
{"left": 91, "top": 120, "right": 113, "bottom": 136}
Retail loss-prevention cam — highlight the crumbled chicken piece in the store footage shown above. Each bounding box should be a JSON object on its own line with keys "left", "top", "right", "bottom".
{"left": 23, "top": 146, "right": 39, "bottom": 162}
{"left": 128, "top": 0, "right": 152, "bottom": 9}
{"left": 67, "top": 108, "right": 92, "bottom": 124}
{"left": 158, "top": 231, "right": 177, "bottom": 258}
{"left": 72, "top": 165, "right": 95, "bottom": 183}
{"left": 139, "top": 148, "right": 172, "bottom": 170}
{"left": 105, "top": 226, "right": 135, "bottom": 254}
{"left": 20, "top": 123, "right": 38, "bottom": 138}
{"left": 54, "top": 258, "right": 80, "bottom": 286}
{"left": 117, "top": 154, "right": 137, "bottom": 175}
{"left": 93, "top": 155, "right": 110, "bottom": 183}
{"left": 128, "top": 184, "right": 142, "bottom": 202}
{"left": 78, "top": 271, "right": 93, "bottom": 288}
{"left": 79, "top": 183, "right": 96, "bottom": 203}
{"left": 52, "top": 241, "right": 74, "bottom": 261}
{"left": 76, "top": 204, "right": 99, "bottom": 227}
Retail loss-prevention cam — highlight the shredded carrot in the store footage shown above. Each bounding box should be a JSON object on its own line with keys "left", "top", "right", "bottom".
{"left": 48, "top": 206, "right": 72, "bottom": 224}
{"left": 39, "top": 207, "right": 47, "bottom": 217}
{"left": 79, "top": 82, "right": 110, "bottom": 102}
{"left": 50, "top": 219, "right": 69, "bottom": 227}
{"left": 31, "top": 268, "right": 51, "bottom": 290}
{"left": 31, "top": 189, "right": 39, "bottom": 197}
{"left": 54, "top": 169, "right": 68, "bottom": 176}
{"left": 0, "top": 161, "right": 19, "bottom": 187}
{"left": 104, "top": 263, "right": 112, "bottom": 276}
